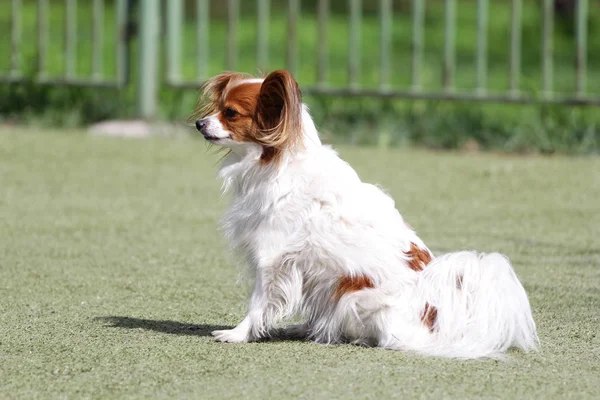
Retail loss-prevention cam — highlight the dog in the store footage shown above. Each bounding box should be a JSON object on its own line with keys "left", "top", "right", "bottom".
{"left": 192, "top": 70, "right": 539, "bottom": 358}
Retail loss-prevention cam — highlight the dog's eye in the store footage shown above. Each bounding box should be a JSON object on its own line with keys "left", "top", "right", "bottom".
{"left": 224, "top": 108, "right": 239, "bottom": 119}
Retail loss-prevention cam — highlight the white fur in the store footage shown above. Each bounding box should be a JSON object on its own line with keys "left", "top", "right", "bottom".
{"left": 207, "top": 83, "right": 539, "bottom": 359}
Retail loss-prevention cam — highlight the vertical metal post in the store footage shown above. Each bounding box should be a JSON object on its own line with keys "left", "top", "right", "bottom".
{"left": 37, "top": 0, "right": 48, "bottom": 78}
{"left": 11, "top": 0, "right": 22, "bottom": 77}
{"left": 411, "top": 0, "right": 424, "bottom": 91}
{"left": 476, "top": 0, "right": 488, "bottom": 94}
{"left": 138, "top": 0, "right": 160, "bottom": 118}
{"left": 65, "top": 0, "right": 77, "bottom": 78}
{"left": 348, "top": 0, "right": 361, "bottom": 89}
{"left": 197, "top": 0, "right": 209, "bottom": 80}
{"left": 257, "top": 0, "right": 270, "bottom": 72}
{"left": 576, "top": 0, "right": 588, "bottom": 96}
{"left": 379, "top": 0, "right": 392, "bottom": 90}
{"left": 509, "top": 0, "right": 521, "bottom": 95}
{"left": 443, "top": 0, "right": 455, "bottom": 92}
{"left": 542, "top": 0, "right": 553, "bottom": 97}
{"left": 92, "top": 0, "right": 104, "bottom": 80}
{"left": 227, "top": 0, "right": 239, "bottom": 71}
{"left": 115, "top": 0, "right": 127, "bottom": 85}
{"left": 167, "top": 0, "right": 183, "bottom": 83}
{"left": 287, "top": 0, "right": 299, "bottom": 76}
{"left": 316, "top": 0, "right": 328, "bottom": 87}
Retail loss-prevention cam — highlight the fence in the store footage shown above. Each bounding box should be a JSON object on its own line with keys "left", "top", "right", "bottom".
{"left": 2, "top": 0, "right": 599, "bottom": 119}
{"left": 3, "top": 0, "right": 131, "bottom": 87}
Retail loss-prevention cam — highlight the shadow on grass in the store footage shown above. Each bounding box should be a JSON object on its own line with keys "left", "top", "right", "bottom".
{"left": 96, "top": 316, "right": 233, "bottom": 337}
{"left": 96, "top": 316, "right": 309, "bottom": 342}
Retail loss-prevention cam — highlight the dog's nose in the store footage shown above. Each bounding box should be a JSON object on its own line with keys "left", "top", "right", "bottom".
{"left": 195, "top": 119, "right": 206, "bottom": 132}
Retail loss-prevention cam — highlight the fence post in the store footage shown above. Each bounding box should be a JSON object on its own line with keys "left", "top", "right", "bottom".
{"left": 138, "top": 0, "right": 159, "bottom": 118}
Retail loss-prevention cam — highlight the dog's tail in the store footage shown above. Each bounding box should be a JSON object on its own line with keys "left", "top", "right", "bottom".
{"left": 412, "top": 251, "right": 539, "bottom": 359}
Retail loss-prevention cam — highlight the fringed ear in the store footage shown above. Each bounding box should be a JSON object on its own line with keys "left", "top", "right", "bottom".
{"left": 189, "top": 71, "right": 250, "bottom": 123}
{"left": 254, "top": 70, "right": 303, "bottom": 164}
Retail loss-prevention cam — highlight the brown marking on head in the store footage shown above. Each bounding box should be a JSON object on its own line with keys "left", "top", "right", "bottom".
{"left": 191, "top": 70, "right": 304, "bottom": 165}
{"left": 421, "top": 302, "right": 438, "bottom": 332}
{"left": 254, "top": 70, "right": 304, "bottom": 164}
{"left": 333, "top": 275, "right": 375, "bottom": 301}
{"left": 217, "top": 81, "right": 262, "bottom": 142}
{"left": 404, "top": 242, "right": 433, "bottom": 272}
{"left": 190, "top": 71, "right": 251, "bottom": 122}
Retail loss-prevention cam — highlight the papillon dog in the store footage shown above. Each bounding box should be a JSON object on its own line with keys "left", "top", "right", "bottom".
{"left": 192, "top": 70, "right": 538, "bottom": 359}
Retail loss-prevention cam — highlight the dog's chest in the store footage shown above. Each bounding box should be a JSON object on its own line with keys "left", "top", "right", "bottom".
{"left": 223, "top": 184, "right": 307, "bottom": 253}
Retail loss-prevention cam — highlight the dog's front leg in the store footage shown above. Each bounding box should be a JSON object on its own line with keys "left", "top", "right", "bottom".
{"left": 212, "top": 263, "right": 302, "bottom": 343}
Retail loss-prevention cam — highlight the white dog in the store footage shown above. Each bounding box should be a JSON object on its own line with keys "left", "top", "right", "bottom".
{"left": 193, "top": 70, "right": 538, "bottom": 359}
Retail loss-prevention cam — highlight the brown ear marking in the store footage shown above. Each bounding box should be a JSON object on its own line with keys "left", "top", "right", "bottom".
{"left": 189, "top": 71, "right": 250, "bottom": 122}
{"left": 404, "top": 242, "right": 433, "bottom": 272}
{"left": 421, "top": 302, "right": 438, "bottom": 332}
{"left": 254, "top": 70, "right": 303, "bottom": 164}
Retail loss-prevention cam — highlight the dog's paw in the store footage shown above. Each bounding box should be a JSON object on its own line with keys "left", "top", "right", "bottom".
{"left": 211, "top": 329, "right": 249, "bottom": 343}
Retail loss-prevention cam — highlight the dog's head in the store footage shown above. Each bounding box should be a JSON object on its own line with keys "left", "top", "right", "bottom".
{"left": 192, "top": 70, "right": 303, "bottom": 164}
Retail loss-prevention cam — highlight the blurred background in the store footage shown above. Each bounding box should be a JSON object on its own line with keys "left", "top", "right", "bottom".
{"left": 1, "top": 0, "right": 599, "bottom": 153}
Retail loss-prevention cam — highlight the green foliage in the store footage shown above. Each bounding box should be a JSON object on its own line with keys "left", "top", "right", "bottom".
{"left": 306, "top": 97, "right": 600, "bottom": 154}
{"left": 0, "top": 81, "right": 131, "bottom": 127}
{"left": 1, "top": 0, "right": 600, "bottom": 153}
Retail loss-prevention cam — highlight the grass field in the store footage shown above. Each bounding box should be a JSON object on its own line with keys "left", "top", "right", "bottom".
{"left": 1, "top": 128, "right": 599, "bottom": 399}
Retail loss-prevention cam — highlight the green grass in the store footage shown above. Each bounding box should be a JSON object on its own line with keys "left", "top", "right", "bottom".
{"left": 1, "top": 128, "right": 599, "bottom": 399}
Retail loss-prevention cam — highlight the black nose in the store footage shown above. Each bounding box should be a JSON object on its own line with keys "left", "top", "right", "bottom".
{"left": 195, "top": 119, "right": 206, "bottom": 132}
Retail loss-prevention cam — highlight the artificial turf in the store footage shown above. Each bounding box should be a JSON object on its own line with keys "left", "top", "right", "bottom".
{"left": 1, "top": 128, "right": 598, "bottom": 399}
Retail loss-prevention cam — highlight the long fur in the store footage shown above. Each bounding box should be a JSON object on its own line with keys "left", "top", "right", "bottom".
{"left": 194, "top": 71, "right": 539, "bottom": 359}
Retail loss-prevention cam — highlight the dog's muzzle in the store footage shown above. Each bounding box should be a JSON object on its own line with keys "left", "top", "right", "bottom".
{"left": 194, "top": 119, "right": 215, "bottom": 141}
{"left": 195, "top": 119, "right": 207, "bottom": 133}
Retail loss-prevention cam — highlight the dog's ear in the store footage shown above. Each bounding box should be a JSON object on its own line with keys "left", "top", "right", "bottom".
{"left": 254, "top": 70, "right": 303, "bottom": 164}
{"left": 190, "top": 72, "right": 248, "bottom": 122}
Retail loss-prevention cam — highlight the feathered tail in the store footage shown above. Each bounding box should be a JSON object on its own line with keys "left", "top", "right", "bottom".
{"left": 412, "top": 251, "right": 539, "bottom": 359}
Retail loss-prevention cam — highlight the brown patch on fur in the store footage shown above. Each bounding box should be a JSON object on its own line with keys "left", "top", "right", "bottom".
{"left": 404, "top": 242, "right": 433, "bottom": 272}
{"left": 333, "top": 275, "right": 375, "bottom": 301}
{"left": 456, "top": 274, "right": 464, "bottom": 289}
{"left": 253, "top": 70, "right": 304, "bottom": 164}
{"left": 189, "top": 71, "right": 251, "bottom": 122}
{"left": 217, "top": 82, "right": 262, "bottom": 142}
{"left": 421, "top": 303, "right": 438, "bottom": 332}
